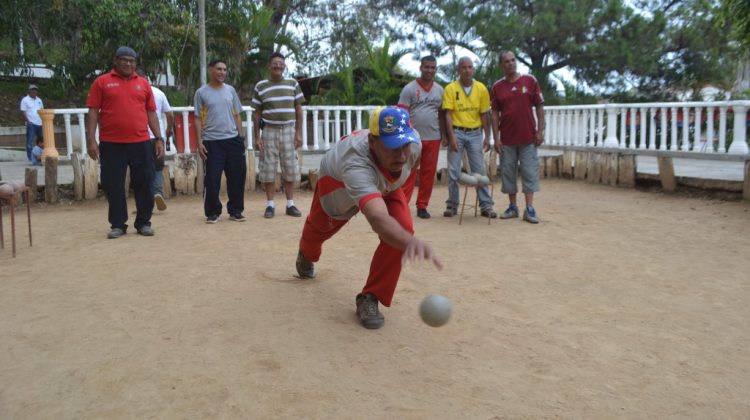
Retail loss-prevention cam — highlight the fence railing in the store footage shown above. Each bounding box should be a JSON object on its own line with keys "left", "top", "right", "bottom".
{"left": 47, "top": 102, "right": 749, "bottom": 159}
{"left": 51, "top": 105, "right": 377, "bottom": 158}
{"left": 545, "top": 101, "right": 750, "bottom": 155}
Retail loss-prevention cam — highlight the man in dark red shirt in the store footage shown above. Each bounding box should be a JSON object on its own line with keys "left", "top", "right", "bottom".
{"left": 86, "top": 46, "right": 164, "bottom": 239}
{"left": 491, "top": 51, "right": 545, "bottom": 224}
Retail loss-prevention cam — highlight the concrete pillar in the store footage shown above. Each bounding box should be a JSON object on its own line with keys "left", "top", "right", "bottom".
{"left": 39, "top": 109, "right": 59, "bottom": 160}
{"left": 603, "top": 105, "right": 619, "bottom": 148}
{"left": 728, "top": 104, "right": 749, "bottom": 154}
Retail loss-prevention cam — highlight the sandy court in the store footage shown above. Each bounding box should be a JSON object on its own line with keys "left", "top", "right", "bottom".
{"left": 1, "top": 180, "right": 749, "bottom": 419}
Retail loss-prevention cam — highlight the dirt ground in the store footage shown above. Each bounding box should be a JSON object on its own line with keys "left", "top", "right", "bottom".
{"left": 1, "top": 180, "right": 749, "bottom": 419}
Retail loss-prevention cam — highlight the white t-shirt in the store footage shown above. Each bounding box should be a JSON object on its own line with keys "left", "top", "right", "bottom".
{"left": 148, "top": 86, "right": 172, "bottom": 139}
{"left": 20, "top": 95, "right": 44, "bottom": 126}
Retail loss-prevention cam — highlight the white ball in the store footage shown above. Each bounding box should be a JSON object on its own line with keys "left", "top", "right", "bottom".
{"left": 419, "top": 294, "right": 452, "bottom": 327}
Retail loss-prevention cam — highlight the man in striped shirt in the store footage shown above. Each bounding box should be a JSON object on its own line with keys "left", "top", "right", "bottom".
{"left": 252, "top": 52, "right": 305, "bottom": 219}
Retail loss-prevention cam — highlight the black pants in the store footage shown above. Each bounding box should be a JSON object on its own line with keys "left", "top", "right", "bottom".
{"left": 203, "top": 136, "right": 247, "bottom": 217}
{"left": 100, "top": 141, "right": 155, "bottom": 231}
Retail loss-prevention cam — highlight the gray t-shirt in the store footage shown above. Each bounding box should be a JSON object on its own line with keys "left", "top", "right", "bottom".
{"left": 194, "top": 84, "right": 242, "bottom": 141}
{"left": 398, "top": 80, "right": 444, "bottom": 140}
{"left": 319, "top": 130, "right": 421, "bottom": 220}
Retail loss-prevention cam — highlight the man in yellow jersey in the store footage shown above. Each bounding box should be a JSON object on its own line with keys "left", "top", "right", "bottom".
{"left": 441, "top": 56, "right": 496, "bottom": 218}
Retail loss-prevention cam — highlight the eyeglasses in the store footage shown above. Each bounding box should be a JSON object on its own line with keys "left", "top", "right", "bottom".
{"left": 118, "top": 57, "right": 136, "bottom": 64}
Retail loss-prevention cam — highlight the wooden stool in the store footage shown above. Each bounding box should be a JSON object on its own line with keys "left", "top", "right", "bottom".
{"left": 0, "top": 181, "right": 33, "bottom": 258}
{"left": 458, "top": 173, "right": 494, "bottom": 226}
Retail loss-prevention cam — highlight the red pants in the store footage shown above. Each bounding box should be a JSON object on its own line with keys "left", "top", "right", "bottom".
{"left": 402, "top": 139, "right": 441, "bottom": 210}
{"left": 299, "top": 179, "right": 414, "bottom": 307}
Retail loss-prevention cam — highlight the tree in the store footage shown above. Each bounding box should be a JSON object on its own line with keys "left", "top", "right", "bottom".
{"left": 1, "top": 0, "right": 192, "bottom": 100}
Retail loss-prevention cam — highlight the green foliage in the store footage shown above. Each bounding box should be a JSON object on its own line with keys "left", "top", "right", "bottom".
{"left": 309, "top": 33, "right": 407, "bottom": 106}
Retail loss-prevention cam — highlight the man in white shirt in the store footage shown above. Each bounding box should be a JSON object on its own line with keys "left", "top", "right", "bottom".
{"left": 20, "top": 85, "right": 44, "bottom": 163}
{"left": 149, "top": 84, "right": 174, "bottom": 211}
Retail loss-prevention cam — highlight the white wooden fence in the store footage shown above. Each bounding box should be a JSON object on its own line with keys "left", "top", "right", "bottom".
{"left": 50, "top": 102, "right": 749, "bottom": 158}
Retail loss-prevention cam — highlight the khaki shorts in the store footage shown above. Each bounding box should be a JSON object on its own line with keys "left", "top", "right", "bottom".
{"left": 258, "top": 125, "right": 300, "bottom": 183}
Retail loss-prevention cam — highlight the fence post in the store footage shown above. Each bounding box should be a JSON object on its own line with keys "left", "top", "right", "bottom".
{"left": 728, "top": 104, "right": 749, "bottom": 154}
{"left": 39, "top": 109, "right": 60, "bottom": 160}
{"left": 603, "top": 105, "right": 619, "bottom": 147}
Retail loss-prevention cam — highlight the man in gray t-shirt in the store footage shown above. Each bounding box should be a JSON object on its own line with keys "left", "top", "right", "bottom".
{"left": 398, "top": 55, "right": 446, "bottom": 219}
{"left": 295, "top": 106, "right": 443, "bottom": 330}
{"left": 193, "top": 59, "right": 247, "bottom": 223}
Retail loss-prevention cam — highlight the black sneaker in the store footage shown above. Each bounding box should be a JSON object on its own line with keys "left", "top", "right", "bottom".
{"left": 264, "top": 206, "right": 275, "bottom": 219}
{"left": 443, "top": 207, "right": 457, "bottom": 217}
{"left": 480, "top": 209, "right": 498, "bottom": 219}
{"left": 417, "top": 208, "right": 431, "bottom": 219}
{"left": 356, "top": 293, "right": 385, "bottom": 329}
{"left": 206, "top": 215, "right": 220, "bottom": 224}
{"left": 296, "top": 250, "right": 316, "bottom": 278}
{"left": 136, "top": 225, "right": 155, "bottom": 236}
{"left": 286, "top": 205, "right": 302, "bottom": 217}
{"left": 107, "top": 227, "right": 126, "bottom": 239}
{"left": 229, "top": 213, "right": 246, "bottom": 222}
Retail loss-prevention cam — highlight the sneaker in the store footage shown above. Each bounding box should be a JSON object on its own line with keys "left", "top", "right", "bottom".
{"left": 154, "top": 194, "right": 167, "bottom": 211}
{"left": 417, "top": 208, "right": 431, "bottom": 219}
{"left": 264, "top": 206, "right": 275, "bottom": 219}
{"left": 229, "top": 213, "right": 246, "bottom": 222}
{"left": 136, "top": 225, "right": 155, "bottom": 236}
{"left": 356, "top": 293, "right": 385, "bottom": 329}
{"left": 500, "top": 204, "right": 519, "bottom": 219}
{"left": 205, "top": 215, "right": 220, "bottom": 224}
{"left": 285, "top": 205, "right": 302, "bottom": 217}
{"left": 480, "top": 209, "right": 498, "bottom": 219}
{"left": 523, "top": 207, "right": 540, "bottom": 224}
{"left": 443, "top": 207, "right": 457, "bottom": 217}
{"left": 295, "top": 250, "right": 316, "bottom": 278}
{"left": 107, "top": 227, "right": 126, "bottom": 239}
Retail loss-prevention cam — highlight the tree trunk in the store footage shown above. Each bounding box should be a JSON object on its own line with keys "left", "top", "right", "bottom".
{"left": 732, "top": 56, "right": 750, "bottom": 97}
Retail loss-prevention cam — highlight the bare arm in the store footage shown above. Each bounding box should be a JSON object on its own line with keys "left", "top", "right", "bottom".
{"left": 438, "top": 109, "right": 447, "bottom": 145}
{"left": 86, "top": 108, "right": 100, "bottom": 160}
{"left": 294, "top": 103, "right": 303, "bottom": 149}
{"left": 234, "top": 112, "right": 243, "bottom": 138}
{"left": 194, "top": 115, "right": 207, "bottom": 160}
{"left": 148, "top": 110, "right": 164, "bottom": 159}
{"left": 535, "top": 104, "right": 545, "bottom": 146}
{"left": 253, "top": 108, "right": 264, "bottom": 152}
{"left": 444, "top": 110, "right": 458, "bottom": 152}
{"left": 492, "top": 109, "right": 502, "bottom": 153}
{"left": 361, "top": 197, "right": 443, "bottom": 269}
{"left": 165, "top": 111, "right": 174, "bottom": 138}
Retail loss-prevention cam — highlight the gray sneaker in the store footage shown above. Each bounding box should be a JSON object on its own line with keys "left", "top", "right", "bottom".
{"left": 523, "top": 207, "right": 540, "bottom": 224}
{"left": 137, "top": 225, "right": 155, "bottom": 236}
{"left": 296, "top": 250, "right": 316, "bottom": 278}
{"left": 356, "top": 293, "right": 385, "bottom": 329}
{"left": 107, "top": 227, "right": 126, "bottom": 239}
{"left": 500, "top": 204, "right": 519, "bottom": 219}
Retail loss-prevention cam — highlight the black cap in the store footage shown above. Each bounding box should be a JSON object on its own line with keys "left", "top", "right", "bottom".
{"left": 116, "top": 46, "right": 137, "bottom": 58}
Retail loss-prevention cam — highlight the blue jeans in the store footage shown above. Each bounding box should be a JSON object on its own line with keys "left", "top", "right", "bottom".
{"left": 25, "top": 123, "right": 43, "bottom": 161}
{"left": 446, "top": 129, "right": 493, "bottom": 211}
{"left": 152, "top": 139, "right": 165, "bottom": 196}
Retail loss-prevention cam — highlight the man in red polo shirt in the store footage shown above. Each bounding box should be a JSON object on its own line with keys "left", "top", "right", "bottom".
{"left": 86, "top": 46, "right": 164, "bottom": 239}
{"left": 491, "top": 51, "right": 545, "bottom": 224}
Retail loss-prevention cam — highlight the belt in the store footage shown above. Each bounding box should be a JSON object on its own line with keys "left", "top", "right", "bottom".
{"left": 263, "top": 123, "right": 295, "bottom": 129}
{"left": 453, "top": 126, "right": 481, "bottom": 132}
